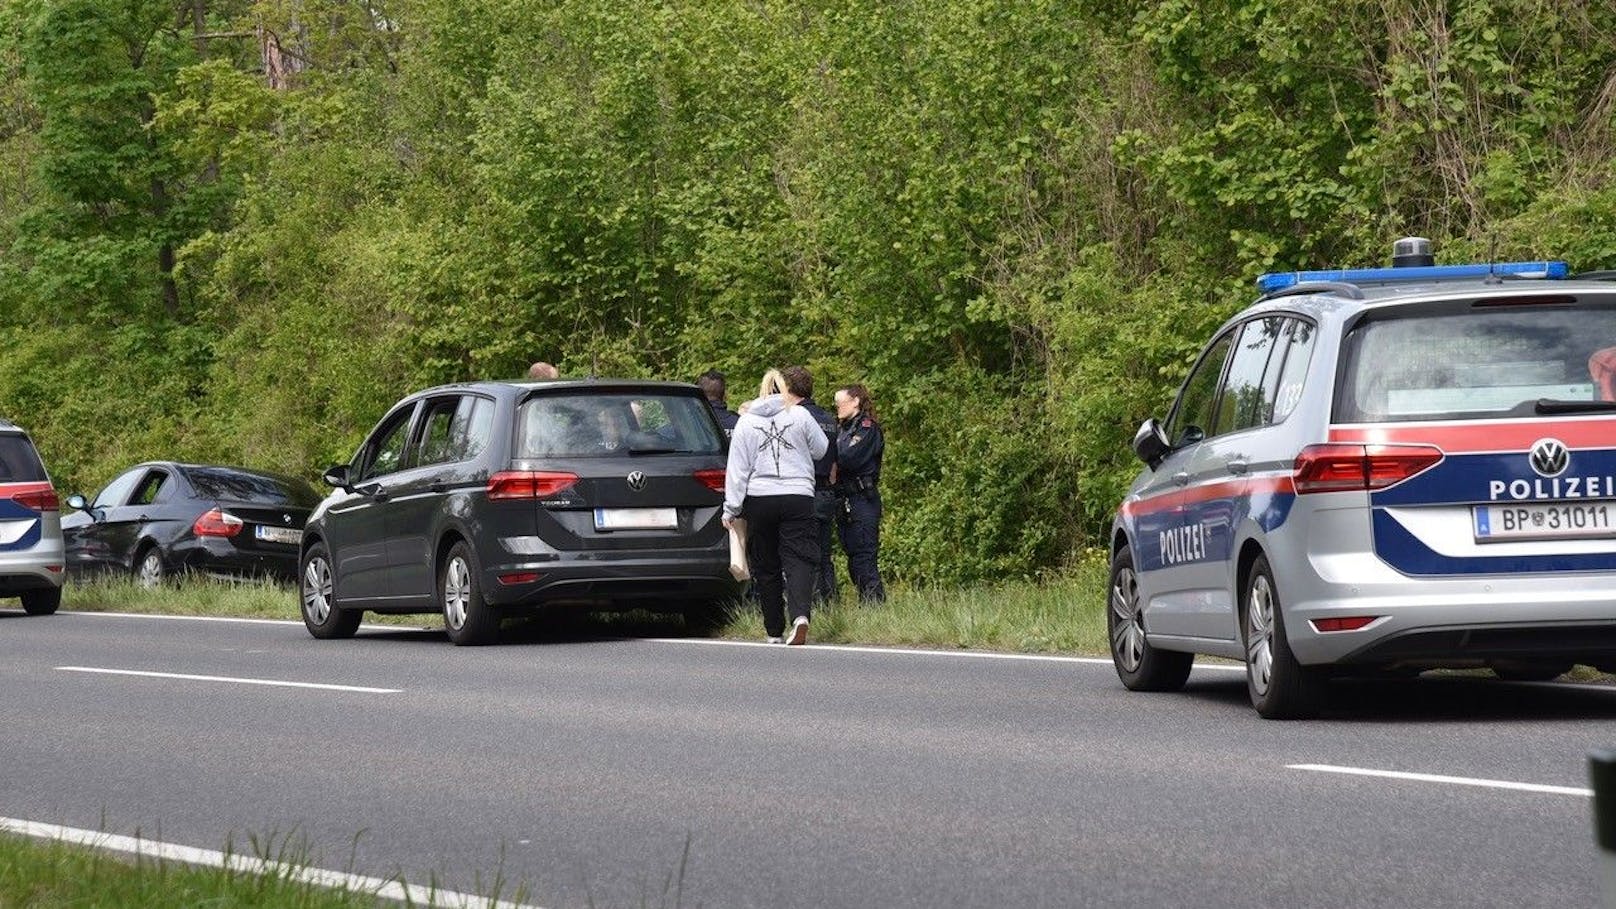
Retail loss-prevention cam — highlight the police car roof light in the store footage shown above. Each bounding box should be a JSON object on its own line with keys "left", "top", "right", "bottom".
{"left": 1256, "top": 261, "right": 1569, "bottom": 294}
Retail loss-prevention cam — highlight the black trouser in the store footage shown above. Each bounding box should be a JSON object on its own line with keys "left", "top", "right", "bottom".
{"left": 837, "top": 489, "right": 885, "bottom": 603}
{"left": 744, "top": 494, "right": 819, "bottom": 636}
{"left": 812, "top": 488, "right": 840, "bottom": 603}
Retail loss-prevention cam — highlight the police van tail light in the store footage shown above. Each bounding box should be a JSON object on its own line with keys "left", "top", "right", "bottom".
{"left": 1293, "top": 444, "right": 1443, "bottom": 494}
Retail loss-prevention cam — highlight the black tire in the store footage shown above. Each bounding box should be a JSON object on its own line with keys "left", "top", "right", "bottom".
{"left": 1107, "top": 546, "right": 1193, "bottom": 692}
{"left": 441, "top": 540, "right": 499, "bottom": 646}
{"left": 133, "top": 545, "right": 166, "bottom": 589}
{"left": 1243, "top": 555, "right": 1326, "bottom": 719}
{"left": 1491, "top": 661, "right": 1573, "bottom": 682}
{"left": 300, "top": 542, "right": 360, "bottom": 639}
{"left": 20, "top": 586, "right": 61, "bottom": 616}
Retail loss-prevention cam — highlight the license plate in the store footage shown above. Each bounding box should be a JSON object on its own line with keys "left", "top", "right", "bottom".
{"left": 594, "top": 508, "right": 678, "bottom": 531}
{"left": 1473, "top": 501, "right": 1616, "bottom": 542}
{"left": 254, "top": 525, "right": 302, "bottom": 545}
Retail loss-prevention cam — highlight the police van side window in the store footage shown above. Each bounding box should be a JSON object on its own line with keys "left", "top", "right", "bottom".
{"left": 1166, "top": 331, "right": 1235, "bottom": 447}
{"left": 1271, "top": 319, "right": 1316, "bottom": 422}
{"left": 1212, "top": 316, "right": 1285, "bottom": 435}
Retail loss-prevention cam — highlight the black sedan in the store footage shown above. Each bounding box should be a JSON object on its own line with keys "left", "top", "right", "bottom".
{"left": 63, "top": 463, "right": 320, "bottom": 586}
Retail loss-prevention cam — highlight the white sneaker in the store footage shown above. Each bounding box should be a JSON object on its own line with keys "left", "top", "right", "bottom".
{"left": 766, "top": 635, "right": 785, "bottom": 644}
{"left": 785, "top": 616, "right": 809, "bottom": 646}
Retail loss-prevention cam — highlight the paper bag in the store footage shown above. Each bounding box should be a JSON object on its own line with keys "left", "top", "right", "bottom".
{"left": 728, "top": 518, "right": 750, "bottom": 581}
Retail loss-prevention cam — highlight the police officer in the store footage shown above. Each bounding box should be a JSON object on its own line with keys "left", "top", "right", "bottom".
{"left": 833, "top": 383, "right": 886, "bottom": 602}
{"left": 698, "top": 369, "right": 740, "bottom": 437}
{"left": 798, "top": 372, "right": 841, "bottom": 605}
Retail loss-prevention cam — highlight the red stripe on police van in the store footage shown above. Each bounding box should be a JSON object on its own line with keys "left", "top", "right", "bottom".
{"left": 1329, "top": 417, "right": 1616, "bottom": 453}
{"left": 1120, "top": 474, "right": 1295, "bottom": 517}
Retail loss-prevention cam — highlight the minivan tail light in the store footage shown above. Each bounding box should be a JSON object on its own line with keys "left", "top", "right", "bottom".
{"left": 9, "top": 484, "right": 59, "bottom": 513}
{"left": 1294, "top": 443, "right": 1443, "bottom": 494}
{"left": 693, "top": 469, "right": 725, "bottom": 492}
{"left": 487, "top": 471, "right": 578, "bottom": 500}
{"left": 193, "top": 507, "right": 244, "bottom": 537}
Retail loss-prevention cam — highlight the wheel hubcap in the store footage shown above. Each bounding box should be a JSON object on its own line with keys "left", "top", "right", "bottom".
{"left": 444, "top": 556, "right": 470, "bottom": 630}
{"left": 138, "top": 553, "right": 163, "bottom": 589}
{"left": 1247, "top": 575, "right": 1275, "bottom": 695}
{"left": 303, "top": 556, "right": 332, "bottom": 624}
{"left": 1110, "top": 566, "right": 1146, "bottom": 672}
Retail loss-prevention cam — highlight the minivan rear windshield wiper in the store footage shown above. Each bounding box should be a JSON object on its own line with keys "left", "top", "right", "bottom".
{"left": 1534, "top": 398, "right": 1616, "bottom": 415}
{"left": 626, "top": 446, "right": 688, "bottom": 455}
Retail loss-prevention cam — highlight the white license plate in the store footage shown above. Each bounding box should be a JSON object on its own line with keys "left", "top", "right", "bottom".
{"left": 254, "top": 525, "right": 302, "bottom": 545}
{"left": 1473, "top": 502, "right": 1616, "bottom": 542}
{"left": 594, "top": 508, "right": 678, "bottom": 531}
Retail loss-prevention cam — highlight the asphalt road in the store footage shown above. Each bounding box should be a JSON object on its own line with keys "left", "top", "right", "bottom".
{"left": 2, "top": 608, "right": 1611, "bottom": 908}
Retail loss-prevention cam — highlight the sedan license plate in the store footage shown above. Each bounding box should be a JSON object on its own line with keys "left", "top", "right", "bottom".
{"left": 254, "top": 525, "right": 302, "bottom": 545}
{"left": 594, "top": 508, "right": 678, "bottom": 531}
{"left": 1473, "top": 501, "right": 1616, "bottom": 543}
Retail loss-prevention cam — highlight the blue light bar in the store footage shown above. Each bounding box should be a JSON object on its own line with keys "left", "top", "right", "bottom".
{"left": 1256, "top": 261, "right": 1569, "bottom": 294}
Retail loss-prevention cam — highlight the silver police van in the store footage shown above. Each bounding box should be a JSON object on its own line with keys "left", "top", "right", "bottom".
{"left": 1108, "top": 239, "right": 1616, "bottom": 718}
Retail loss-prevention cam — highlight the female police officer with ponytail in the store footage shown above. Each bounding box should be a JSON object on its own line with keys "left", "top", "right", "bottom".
{"left": 832, "top": 384, "right": 886, "bottom": 602}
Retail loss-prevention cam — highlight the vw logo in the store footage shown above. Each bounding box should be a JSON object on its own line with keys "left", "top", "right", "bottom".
{"left": 1529, "top": 438, "right": 1570, "bottom": 478}
{"left": 626, "top": 471, "right": 647, "bottom": 491}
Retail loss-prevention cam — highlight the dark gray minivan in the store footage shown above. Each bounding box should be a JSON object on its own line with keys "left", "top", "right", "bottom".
{"left": 299, "top": 379, "right": 739, "bottom": 645}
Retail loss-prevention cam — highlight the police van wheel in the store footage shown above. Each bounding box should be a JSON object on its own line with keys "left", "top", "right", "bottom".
{"left": 1107, "top": 547, "right": 1192, "bottom": 692}
{"left": 1244, "top": 555, "right": 1325, "bottom": 719}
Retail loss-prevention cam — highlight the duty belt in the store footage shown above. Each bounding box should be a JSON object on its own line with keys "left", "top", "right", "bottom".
{"left": 840, "top": 475, "right": 879, "bottom": 494}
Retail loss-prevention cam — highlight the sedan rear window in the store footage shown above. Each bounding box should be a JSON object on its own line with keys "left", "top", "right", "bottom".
{"left": 186, "top": 468, "right": 321, "bottom": 507}
{"left": 0, "top": 434, "right": 47, "bottom": 482}
{"left": 519, "top": 392, "right": 723, "bottom": 458}
{"left": 1336, "top": 301, "right": 1616, "bottom": 423}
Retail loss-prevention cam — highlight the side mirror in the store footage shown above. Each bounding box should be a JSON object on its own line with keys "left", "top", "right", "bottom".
{"left": 66, "top": 493, "right": 88, "bottom": 511}
{"left": 322, "top": 464, "right": 352, "bottom": 491}
{"left": 1132, "top": 419, "right": 1171, "bottom": 469}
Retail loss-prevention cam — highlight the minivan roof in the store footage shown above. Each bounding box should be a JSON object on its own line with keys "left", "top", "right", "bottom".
{"left": 407, "top": 378, "right": 705, "bottom": 399}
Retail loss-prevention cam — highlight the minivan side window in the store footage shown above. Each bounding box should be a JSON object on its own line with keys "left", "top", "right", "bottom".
{"left": 1212, "top": 316, "right": 1285, "bottom": 435}
{"left": 1166, "top": 331, "right": 1235, "bottom": 447}
{"left": 1272, "top": 319, "right": 1316, "bottom": 422}
{"left": 358, "top": 406, "right": 417, "bottom": 481}
{"left": 415, "top": 395, "right": 495, "bottom": 467}
{"left": 415, "top": 397, "right": 462, "bottom": 467}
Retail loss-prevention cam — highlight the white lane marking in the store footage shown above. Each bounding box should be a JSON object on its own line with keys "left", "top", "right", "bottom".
{"left": 1289, "top": 763, "right": 1593, "bottom": 797}
{"left": 0, "top": 816, "right": 542, "bottom": 909}
{"left": 61, "top": 610, "right": 305, "bottom": 626}
{"left": 643, "top": 636, "right": 1248, "bottom": 671}
{"left": 56, "top": 666, "right": 400, "bottom": 694}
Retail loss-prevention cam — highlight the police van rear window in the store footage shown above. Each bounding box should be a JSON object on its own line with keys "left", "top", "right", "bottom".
{"left": 0, "top": 434, "right": 47, "bottom": 482}
{"left": 1335, "top": 300, "right": 1616, "bottom": 423}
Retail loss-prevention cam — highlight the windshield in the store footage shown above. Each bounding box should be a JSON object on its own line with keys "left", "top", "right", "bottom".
{"left": 186, "top": 468, "right": 321, "bottom": 507}
{"left": 518, "top": 392, "right": 723, "bottom": 458}
{"left": 0, "top": 434, "right": 46, "bottom": 483}
{"left": 1336, "top": 301, "right": 1616, "bottom": 423}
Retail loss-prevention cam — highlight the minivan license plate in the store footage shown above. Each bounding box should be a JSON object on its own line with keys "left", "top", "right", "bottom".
{"left": 594, "top": 508, "right": 678, "bottom": 531}
{"left": 1473, "top": 502, "right": 1616, "bottom": 542}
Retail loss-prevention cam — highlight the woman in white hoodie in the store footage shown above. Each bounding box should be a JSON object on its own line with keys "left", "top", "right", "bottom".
{"left": 723, "top": 366, "right": 828, "bottom": 644}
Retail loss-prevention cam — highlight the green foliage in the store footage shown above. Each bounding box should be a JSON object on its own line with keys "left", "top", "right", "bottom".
{"left": 0, "top": 0, "right": 1613, "bottom": 583}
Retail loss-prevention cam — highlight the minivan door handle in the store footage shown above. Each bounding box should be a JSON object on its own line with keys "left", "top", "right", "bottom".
{"left": 1172, "top": 471, "right": 1190, "bottom": 486}
{"left": 1226, "top": 459, "right": 1249, "bottom": 475}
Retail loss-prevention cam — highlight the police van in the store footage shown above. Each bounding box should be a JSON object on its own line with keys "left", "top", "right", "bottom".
{"left": 1108, "top": 238, "right": 1616, "bottom": 718}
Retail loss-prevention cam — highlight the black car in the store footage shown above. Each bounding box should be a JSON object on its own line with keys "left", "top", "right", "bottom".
{"left": 63, "top": 463, "right": 320, "bottom": 586}
{"left": 299, "top": 379, "right": 740, "bottom": 645}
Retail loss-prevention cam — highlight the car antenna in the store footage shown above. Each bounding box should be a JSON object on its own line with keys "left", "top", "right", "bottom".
{"left": 1485, "top": 231, "right": 1503, "bottom": 285}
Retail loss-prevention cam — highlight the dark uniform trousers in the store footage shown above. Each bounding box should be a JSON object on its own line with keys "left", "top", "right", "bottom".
{"left": 837, "top": 488, "right": 885, "bottom": 603}
{"left": 812, "top": 487, "right": 840, "bottom": 603}
{"left": 744, "top": 494, "right": 819, "bottom": 637}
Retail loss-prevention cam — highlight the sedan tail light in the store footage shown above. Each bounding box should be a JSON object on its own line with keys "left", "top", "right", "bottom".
{"left": 1293, "top": 443, "right": 1443, "bottom": 494}
{"left": 692, "top": 469, "right": 725, "bottom": 492}
{"left": 487, "top": 471, "right": 579, "bottom": 500}
{"left": 193, "top": 507, "right": 244, "bottom": 537}
{"left": 8, "top": 483, "right": 59, "bottom": 513}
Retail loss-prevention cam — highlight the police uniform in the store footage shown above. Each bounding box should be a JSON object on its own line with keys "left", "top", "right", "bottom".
{"left": 708, "top": 398, "right": 740, "bottom": 438}
{"left": 801, "top": 397, "right": 841, "bottom": 604}
{"left": 835, "top": 410, "right": 886, "bottom": 602}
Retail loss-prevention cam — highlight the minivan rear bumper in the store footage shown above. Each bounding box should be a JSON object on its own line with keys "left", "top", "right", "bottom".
{"left": 480, "top": 546, "right": 739, "bottom": 607}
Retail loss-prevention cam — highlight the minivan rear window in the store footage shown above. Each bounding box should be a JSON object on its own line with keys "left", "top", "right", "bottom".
{"left": 1336, "top": 301, "right": 1616, "bottom": 423}
{"left": 518, "top": 392, "right": 724, "bottom": 458}
{"left": 0, "top": 434, "right": 47, "bottom": 482}
{"left": 186, "top": 468, "right": 321, "bottom": 507}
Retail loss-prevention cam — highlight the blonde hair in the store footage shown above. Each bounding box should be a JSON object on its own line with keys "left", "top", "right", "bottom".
{"left": 757, "top": 368, "right": 786, "bottom": 399}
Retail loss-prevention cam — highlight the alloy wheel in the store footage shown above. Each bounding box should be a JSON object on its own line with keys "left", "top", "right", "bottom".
{"left": 138, "top": 552, "right": 164, "bottom": 589}
{"left": 1247, "top": 574, "right": 1275, "bottom": 696}
{"left": 303, "top": 556, "right": 333, "bottom": 624}
{"left": 444, "top": 556, "right": 470, "bottom": 630}
{"left": 1110, "top": 565, "right": 1146, "bottom": 673}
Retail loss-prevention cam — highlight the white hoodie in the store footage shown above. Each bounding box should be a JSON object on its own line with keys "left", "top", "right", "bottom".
{"left": 723, "top": 394, "right": 829, "bottom": 518}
